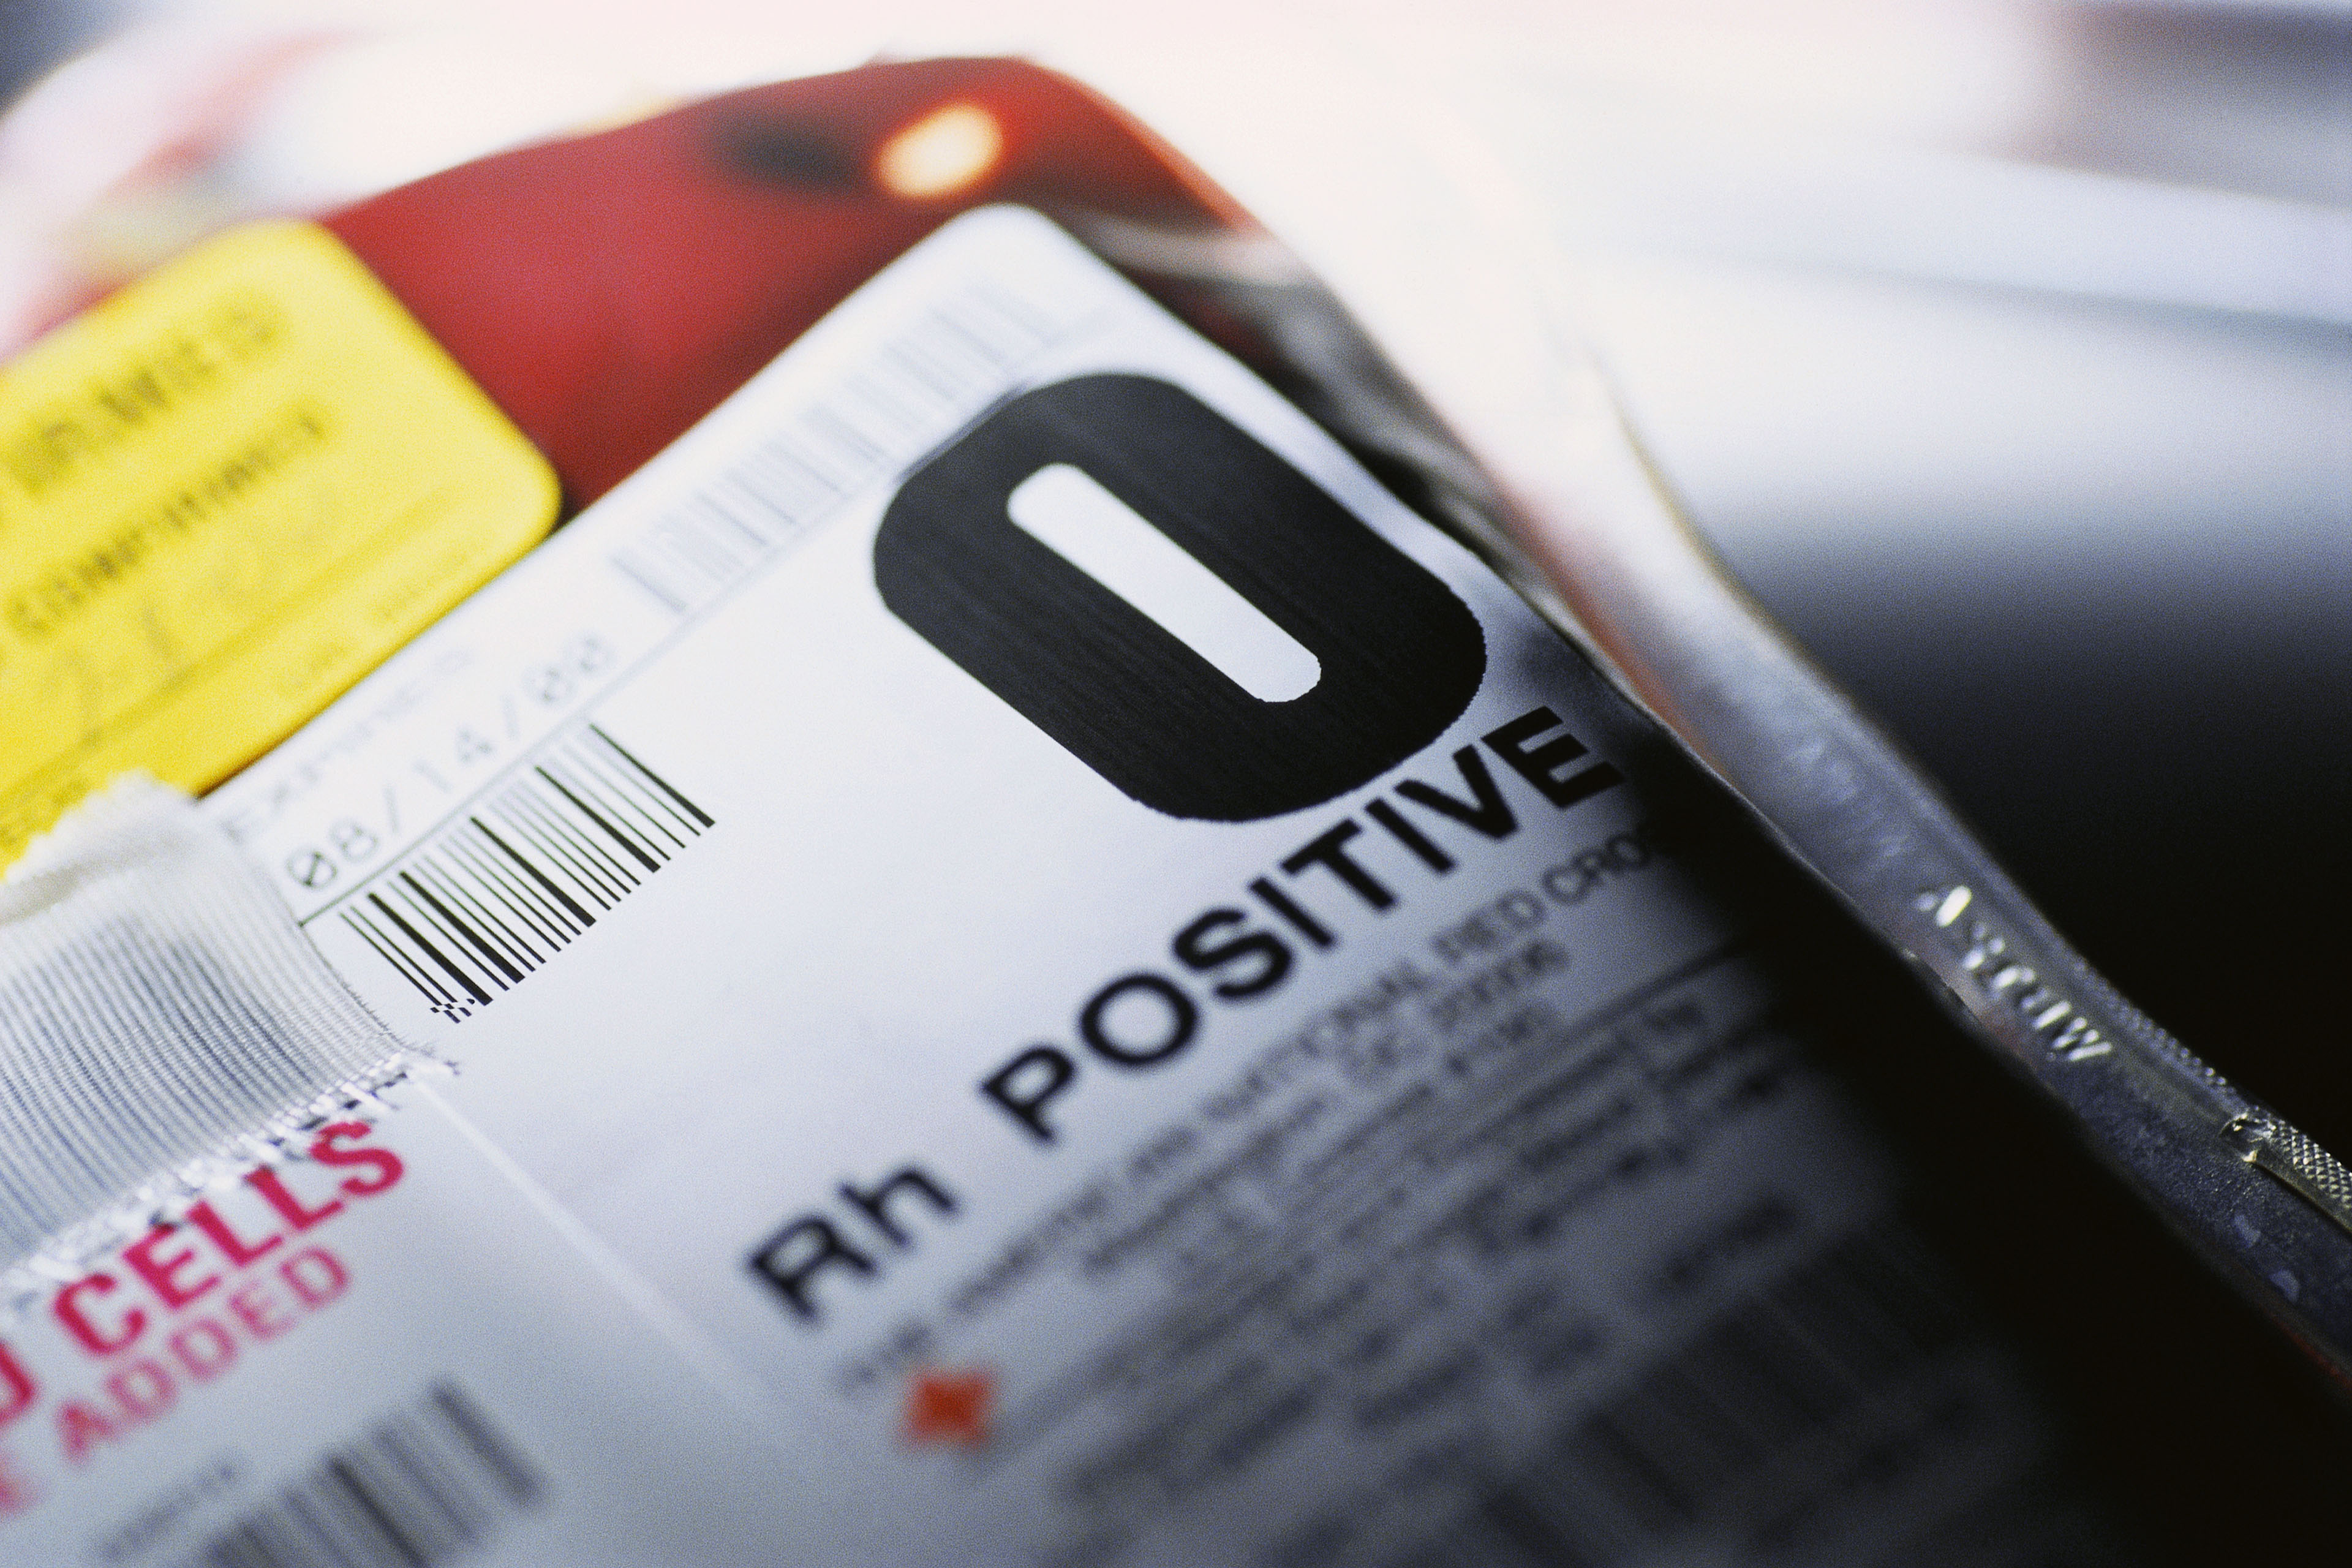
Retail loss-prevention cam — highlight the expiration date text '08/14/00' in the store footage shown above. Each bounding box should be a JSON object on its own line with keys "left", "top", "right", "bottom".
{"left": 273, "top": 633, "right": 616, "bottom": 894}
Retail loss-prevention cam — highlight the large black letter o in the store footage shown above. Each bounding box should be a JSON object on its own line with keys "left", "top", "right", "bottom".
{"left": 874, "top": 375, "right": 1485, "bottom": 821}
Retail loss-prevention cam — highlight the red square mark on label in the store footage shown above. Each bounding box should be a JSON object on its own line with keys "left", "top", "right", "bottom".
{"left": 903, "top": 1368, "right": 993, "bottom": 1447}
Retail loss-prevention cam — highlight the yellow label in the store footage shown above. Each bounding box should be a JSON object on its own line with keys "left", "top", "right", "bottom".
{"left": 0, "top": 221, "right": 557, "bottom": 861}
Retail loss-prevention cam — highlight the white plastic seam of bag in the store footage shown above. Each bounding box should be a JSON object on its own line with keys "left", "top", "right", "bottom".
{"left": 0, "top": 775, "right": 417, "bottom": 1280}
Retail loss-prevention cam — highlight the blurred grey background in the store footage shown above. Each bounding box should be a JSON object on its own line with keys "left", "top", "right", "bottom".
{"left": 1428, "top": 1, "right": 2352, "bottom": 1153}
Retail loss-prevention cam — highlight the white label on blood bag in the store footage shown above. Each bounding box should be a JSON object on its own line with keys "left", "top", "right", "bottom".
{"left": 202, "top": 208, "right": 2106, "bottom": 1566}
{"left": 0, "top": 1082, "right": 804, "bottom": 1566}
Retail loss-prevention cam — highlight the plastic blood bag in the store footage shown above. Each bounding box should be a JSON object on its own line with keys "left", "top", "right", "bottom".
{"left": 3, "top": 51, "right": 2346, "bottom": 1567}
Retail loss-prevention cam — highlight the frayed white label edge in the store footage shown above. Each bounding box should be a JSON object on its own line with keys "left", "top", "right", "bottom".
{"left": 3, "top": 774, "right": 432, "bottom": 1305}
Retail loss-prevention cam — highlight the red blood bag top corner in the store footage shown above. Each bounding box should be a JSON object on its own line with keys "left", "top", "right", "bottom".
{"left": 322, "top": 57, "right": 1246, "bottom": 510}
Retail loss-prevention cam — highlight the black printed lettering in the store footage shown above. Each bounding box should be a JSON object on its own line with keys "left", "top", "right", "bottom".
{"left": 1395, "top": 747, "right": 1519, "bottom": 840}
{"left": 1172, "top": 909, "right": 1293, "bottom": 1000}
{"left": 839, "top": 1166, "right": 958, "bottom": 1250}
{"left": 875, "top": 374, "right": 1484, "bottom": 820}
{"left": 1482, "top": 707, "right": 1621, "bottom": 810}
{"left": 981, "top": 1046, "right": 1079, "bottom": 1144}
{"left": 1251, "top": 877, "right": 1333, "bottom": 950}
{"left": 749, "top": 1217, "right": 876, "bottom": 1324}
{"left": 1281, "top": 822, "right": 1395, "bottom": 911}
{"left": 1080, "top": 973, "right": 1199, "bottom": 1066}
{"left": 1365, "top": 799, "right": 1455, "bottom": 873}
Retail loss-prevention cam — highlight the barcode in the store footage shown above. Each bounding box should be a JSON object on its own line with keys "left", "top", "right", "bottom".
{"left": 339, "top": 725, "right": 711, "bottom": 1023}
{"left": 181, "top": 1382, "right": 541, "bottom": 1568}
{"left": 1393, "top": 1224, "right": 1971, "bottom": 1568}
{"left": 609, "top": 283, "right": 1055, "bottom": 616}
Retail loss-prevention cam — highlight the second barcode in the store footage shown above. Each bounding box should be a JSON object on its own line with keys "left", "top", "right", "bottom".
{"left": 337, "top": 725, "right": 712, "bottom": 1023}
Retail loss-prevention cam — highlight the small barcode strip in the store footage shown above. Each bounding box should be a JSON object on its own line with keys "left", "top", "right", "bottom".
{"left": 183, "top": 1382, "right": 540, "bottom": 1568}
{"left": 609, "top": 283, "right": 1055, "bottom": 616}
{"left": 1411, "top": 1224, "right": 1969, "bottom": 1568}
{"left": 342, "top": 725, "right": 710, "bottom": 1023}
